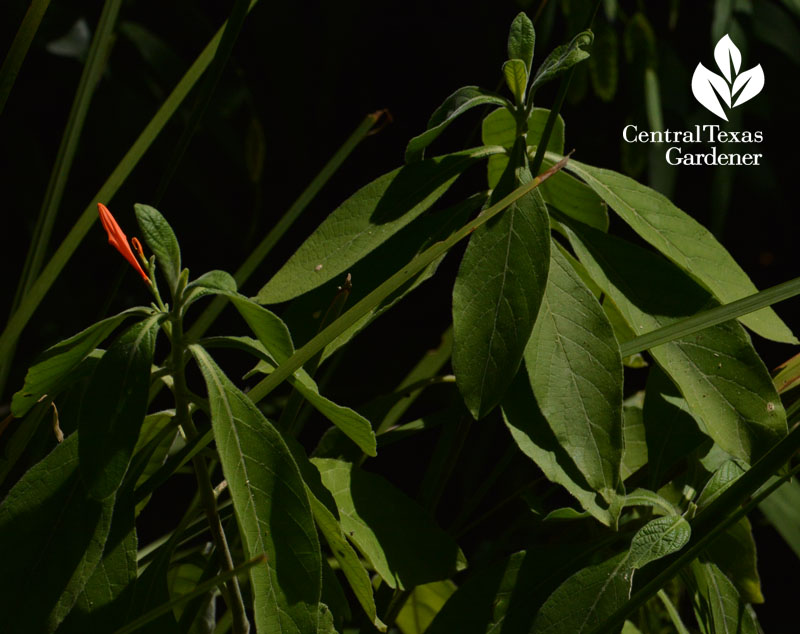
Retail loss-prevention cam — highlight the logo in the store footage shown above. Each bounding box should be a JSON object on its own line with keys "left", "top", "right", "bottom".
{"left": 692, "top": 34, "right": 764, "bottom": 121}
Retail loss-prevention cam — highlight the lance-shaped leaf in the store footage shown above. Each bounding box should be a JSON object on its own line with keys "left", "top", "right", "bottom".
{"left": 502, "top": 372, "right": 617, "bottom": 527}
{"left": 562, "top": 157, "right": 796, "bottom": 343}
{"left": 11, "top": 307, "right": 148, "bottom": 417}
{"left": 60, "top": 493, "right": 137, "bottom": 632}
{"left": 182, "top": 269, "right": 237, "bottom": 310}
{"left": 79, "top": 315, "right": 161, "bottom": 500}
{"left": 531, "top": 553, "right": 630, "bottom": 634}
{"left": 628, "top": 515, "right": 691, "bottom": 570}
{"left": 309, "top": 493, "right": 386, "bottom": 631}
{"left": 704, "top": 517, "right": 764, "bottom": 604}
{"left": 525, "top": 243, "right": 624, "bottom": 503}
{"left": 503, "top": 59, "right": 528, "bottom": 104}
{"left": 689, "top": 561, "right": 758, "bottom": 634}
{"left": 453, "top": 139, "right": 550, "bottom": 419}
{"left": 692, "top": 63, "right": 731, "bottom": 120}
{"left": 190, "top": 345, "right": 322, "bottom": 634}
{"left": 405, "top": 88, "right": 508, "bottom": 162}
{"left": 0, "top": 434, "right": 114, "bottom": 634}
{"left": 530, "top": 30, "right": 594, "bottom": 94}
{"left": 396, "top": 581, "right": 456, "bottom": 634}
{"left": 259, "top": 147, "right": 499, "bottom": 303}
{"left": 202, "top": 333, "right": 377, "bottom": 456}
{"left": 508, "top": 11, "right": 535, "bottom": 71}
{"left": 312, "top": 458, "right": 466, "bottom": 589}
{"left": 565, "top": 223, "right": 787, "bottom": 465}
{"left": 135, "top": 204, "right": 182, "bottom": 296}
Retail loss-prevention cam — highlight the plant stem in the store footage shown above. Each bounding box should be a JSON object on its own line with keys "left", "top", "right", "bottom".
{"left": 170, "top": 315, "right": 250, "bottom": 634}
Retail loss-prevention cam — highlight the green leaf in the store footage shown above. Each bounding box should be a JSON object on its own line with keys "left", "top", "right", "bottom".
{"left": 589, "top": 22, "right": 618, "bottom": 101}
{"left": 135, "top": 203, "right": 182, "bottom": 296}
{"left": 643, "top": 366, "right": 709, "bottom": 489}
{"left": 565, "top": 223, "right": 787, "bottom": 466}
{"left": 258, "top": 148, "right": 498, "bottom": 304}
{"left": 482, "top": 107, "right": 564, "bottom": 188}
{"left": 508, "top": 12, "right": 535, "bottom": 71}
{"left": 282, "top": 194, "right": 484, "bottom": 363}
{"left": 203, "top": 335, "right": 377, "bottom": 456}
{"left": 182, "top": 269, "right": 237, "bottom": 310}
{"left": 628, "top": 515, "right": 691, "bottom": 570}
{"left": 530, "top": 31, "right": 594, "bottom": 94}
{"left": 563, "top": 158, "right": 797, "bottom": 344}
{"left": 396, "top": 581, "right": 456, "bottom": 634}
{"left": 79, "top": 315, "right": 161, "bottom": 500}
{"left": 530, "top": 553, "right": 630, "bottom": 634}
{"left": 758, "top": 478, "right": 800, "bottom": 559}
{"left": 427, "top": 548, "right": 592, "bottom": 634}
{"left": 312, "top": 458, "right": 466, "bottom": 589}
{"left": 131, "top": 410, "right": 178, "bottom": 515}
{"left": 309, "top": 493, "right": 386, "bottom": 631}
{"left": 704, "top": 517, "right": 764, "bottom": 604}
{"left": 61, "top": 493, "right": 137, "bottom": 632}
{"left": 524, "top": 243, "right": 623, "bottom": 502}
{"left": 0, "top": 434, "right": 114, "bottom": 634}
{"left": 11, "top": 307, "right": 148, "bottom": 417}
{"left": 405, "top": 88, "right": 508, "bottom": 162}
{"left": 624, "top": 488, "right": 679, "bottom": 516}
{"left": 190, "top": 345, "right": 322, "bottom": 634}
{"left": 453, "top": 139, "right": 549, "bottom": 419}
{"left": 621, "top": 403, "right": 647, "bottom": 480}
{"left": 540, "top": 165, "right": 609, "bottom": 231}
{"left": 696, "top": 460, "right": 747, "bottom": 509}
{"left": 689, "top": 561, "right": 758, "bottom": 634}
{"left": 503, "top": 59, "right": 528, "bottom": 104}
{"left": 503, "top": 372, "right": 616, "bottom": 526}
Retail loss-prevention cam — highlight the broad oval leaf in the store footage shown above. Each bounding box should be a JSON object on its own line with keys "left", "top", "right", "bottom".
{"left": 453, "top": 140, "right": 550, "bottom": 419}
{"left": 79, "top": 315, "right": 161, "bottom": 500}
{"left": 135, "top": 203, "right": 182, "bottom": 296}
{"left": 561, "top": 157, "right": 796, "bottom": 344}
{"left": 628, "top": 515, "right": 691, "bottom": 570}
{"left": 312, "top": 458, "right": 466, "bottom": 589}
{"left": 11, "top": 307, "right": 148, "bottom": 417}
{"left": 502, "top": 372, "right": 616, "bottom": 527}
{"left": 258, "top": 147, "right": 499, "bottom": 304}
{"left": 565, "top": 223, "right": 788, "bottom": 465}
{"left": 530, "top": 553, "right": 630, "bottom": 634}
{"left": 190, "top": 345, "right": 322, "bottom": 634}
{"left": 696, "top": 459, "right": 747, "bottom": 508}
{"left": 525, "top": 243, "right": 624, "bottom": 503}
{"left": 530, "top": 30, "right": 594, "bottom": 94}
{"left": 507, "top": 11, "right": 535, "bottom": 71}
{"left": 405, "top": 88, "right": 508, "bottom": 162}
{"left": 0, "top": 434, "right": 114, "bottom": 634}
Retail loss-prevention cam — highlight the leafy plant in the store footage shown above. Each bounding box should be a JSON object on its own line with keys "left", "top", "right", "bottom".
{"left": 2, "top": 6, "right": 799, "bottom": 634}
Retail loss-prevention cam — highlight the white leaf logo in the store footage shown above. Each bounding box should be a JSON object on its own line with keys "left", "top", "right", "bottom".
{"left": 692, "top": 34, "right": 765, "bottom": 121}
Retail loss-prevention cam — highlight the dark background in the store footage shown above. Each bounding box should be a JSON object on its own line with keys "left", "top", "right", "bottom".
{"left": 2, "top": 0, "right": 798, "bottom": 630}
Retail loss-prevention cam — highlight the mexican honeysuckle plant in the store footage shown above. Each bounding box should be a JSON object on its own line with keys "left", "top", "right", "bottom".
{"left": 2, "top": 12, "right": 800, "bottom": 634}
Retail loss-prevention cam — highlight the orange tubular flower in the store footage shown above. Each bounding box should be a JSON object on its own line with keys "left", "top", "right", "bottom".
{"left": 97, "top": 203, "right": 151, "bottom": 284}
